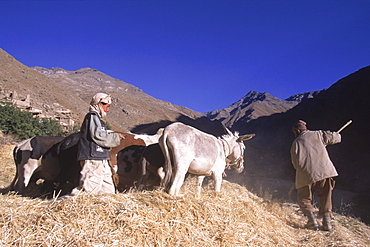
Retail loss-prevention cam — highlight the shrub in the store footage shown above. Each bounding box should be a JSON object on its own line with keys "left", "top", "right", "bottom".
{"left": 0, "top": 102, "right": 64, "bottom": 140}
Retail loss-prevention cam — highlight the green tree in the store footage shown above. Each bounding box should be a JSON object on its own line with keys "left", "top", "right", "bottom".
{"left": 0, "top": 102, "right": 64, "bottom": 140}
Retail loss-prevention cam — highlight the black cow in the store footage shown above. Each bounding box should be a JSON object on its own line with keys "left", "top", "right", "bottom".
{"left": 116, "top": 145, "right": 146, "bottom": 191}
{"left": 137, "top": 143, "right": 165, "bottom": 191}
{"left": 29, "top": 132, "right": 81, "bottom": 197}
{"left": 116, "top": 144, "right": 164, "bottom": 192}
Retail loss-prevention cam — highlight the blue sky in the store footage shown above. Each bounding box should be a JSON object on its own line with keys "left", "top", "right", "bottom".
{"left": 1, "top": 1, "right": 369, "bottom": 112}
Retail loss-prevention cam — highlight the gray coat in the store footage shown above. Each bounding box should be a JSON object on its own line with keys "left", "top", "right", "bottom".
{"left": 290, "top": 130, "right": 341, "bottom": 189}
{"left": 78, "top": 111, "right": 120, "bottom": 161}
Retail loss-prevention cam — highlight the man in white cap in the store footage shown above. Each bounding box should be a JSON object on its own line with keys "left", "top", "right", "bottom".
{"left": 71, "top": 93, "right": 125, "bottom": 195}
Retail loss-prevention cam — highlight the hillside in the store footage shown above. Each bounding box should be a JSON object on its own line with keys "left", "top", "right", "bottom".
{"left": 1, "top": 143, "right": 369, "bottom": 246}
{"left": 229, "top": 66, "right": 370, "bottom": 224}
{"left": 0, "top": 49, "right": 215, "bottom": 134}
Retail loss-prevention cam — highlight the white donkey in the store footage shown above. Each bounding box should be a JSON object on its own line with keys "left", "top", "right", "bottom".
{"left": 159, "top": 122, "right": 255, "bottom": 196}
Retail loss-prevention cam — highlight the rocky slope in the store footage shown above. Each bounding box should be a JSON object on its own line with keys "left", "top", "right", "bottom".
{"left": 0, "top": 49, "right": 219, "bottom": 134}
{"left": 285, "top": 90, "right": 323, "bottom": 102}
{"left": 206, "top": 91, "right": 299, "bottom": 128}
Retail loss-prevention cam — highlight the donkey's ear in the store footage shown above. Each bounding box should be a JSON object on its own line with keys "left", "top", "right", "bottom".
{"left": 237, "top": 133, "right": 255, "bottom": 142}
{"left": 221, "top": 123, "right": 233, "bottom": 136}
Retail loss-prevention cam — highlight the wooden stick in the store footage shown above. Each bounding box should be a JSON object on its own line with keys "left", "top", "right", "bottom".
{"left": 337, "top": 120, "right": 352, "bottom": 133}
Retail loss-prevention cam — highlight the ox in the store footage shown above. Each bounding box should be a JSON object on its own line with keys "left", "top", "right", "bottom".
{"left": 28, "top": 132, "right": 81, "bottom": 197}
{"left": 10, "top": 135, "right": 65, "bottom": 195}
{"left": 115, "top": 143, "right": 164, "bottom": 191}
{"left": 159, "top": 122, "right": 255, "bottom": 196}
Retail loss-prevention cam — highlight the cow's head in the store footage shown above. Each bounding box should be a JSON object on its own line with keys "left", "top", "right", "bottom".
{"left": 222, "top": 124, "right": 255, "bottom": 173}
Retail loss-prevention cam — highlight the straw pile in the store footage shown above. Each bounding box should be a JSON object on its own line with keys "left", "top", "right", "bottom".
{"left": 1, "top": 143, "right": 369, "bottom": 247}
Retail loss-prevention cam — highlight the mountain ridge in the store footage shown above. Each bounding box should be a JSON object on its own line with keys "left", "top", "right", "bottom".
{"left": 206, "top": 90, "right": 305, "bottom": 128}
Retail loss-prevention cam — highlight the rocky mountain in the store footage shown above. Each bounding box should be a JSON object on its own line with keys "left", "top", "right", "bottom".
{"left": 285, "top": 90, "right": 323, "bottom": 102}
{"left": 206, "top": 91, "right": 300, "bottom": 128}
{"left": 0, "top": 49, "right": 222, "bottom": 135}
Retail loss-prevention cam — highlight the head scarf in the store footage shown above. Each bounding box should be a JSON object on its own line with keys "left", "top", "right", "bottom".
{"left": 89, "top": 93, "right": 112, "bottom": 119}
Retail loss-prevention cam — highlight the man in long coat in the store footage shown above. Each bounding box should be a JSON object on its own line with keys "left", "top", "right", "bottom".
{"left": 290, "top": 120, "right": 341, "bottom": 231}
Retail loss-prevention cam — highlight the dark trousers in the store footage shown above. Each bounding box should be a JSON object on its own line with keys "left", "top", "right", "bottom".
{"left": 297, "top": 177, "right": 335, "bottom": 217}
